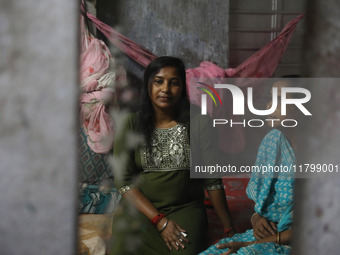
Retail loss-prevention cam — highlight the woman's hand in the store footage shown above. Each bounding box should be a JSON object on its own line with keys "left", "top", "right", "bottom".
{"left": 158, "top": 218, "right": 189, "bottom": 251}
{"left": 251, "top": 213, "right": 277, "bottom": 239}
{"left": 209, "top": 241, "right": 253, "bottom": 255}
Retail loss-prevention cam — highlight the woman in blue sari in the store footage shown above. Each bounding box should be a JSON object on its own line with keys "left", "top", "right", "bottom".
{"left": 200, "top": 80, "right": 297, "bottom": 255}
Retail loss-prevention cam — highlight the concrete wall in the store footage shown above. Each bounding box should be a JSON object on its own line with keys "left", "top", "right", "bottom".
{"left": 293, "top": 0, "right": 340, "bottom": 254}
{"left": 0, "top": 1, "right": 78, "bottom": 254}
{"left": 97, "top": 0, "right": 230, "bottom": 79}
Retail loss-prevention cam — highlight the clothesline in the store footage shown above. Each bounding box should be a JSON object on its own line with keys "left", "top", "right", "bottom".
{"left": 85, "top": 11, "right": 304, "bottom": 78}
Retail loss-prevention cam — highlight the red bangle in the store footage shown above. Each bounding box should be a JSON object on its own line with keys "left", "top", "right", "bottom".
{"left": 224, "top": 227, "right": 233, "bottom": 235}
{"left": 151, "top": 214, "right": 166, "bottom": 226}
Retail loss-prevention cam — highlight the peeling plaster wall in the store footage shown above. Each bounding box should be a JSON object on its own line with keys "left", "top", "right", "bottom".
{"left": 97, "top": 0, "right": 230, "bottom": 78}
{"left": 0, "top": 1, "right": 78, "bottom": 254}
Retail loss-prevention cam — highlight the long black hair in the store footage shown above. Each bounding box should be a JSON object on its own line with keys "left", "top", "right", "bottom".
{"left": 136, "top": 56, "right": 190, "bottom": 144}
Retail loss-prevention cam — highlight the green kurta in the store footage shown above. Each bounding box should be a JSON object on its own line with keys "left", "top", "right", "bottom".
{"left": 110, "top": 113, "right": 222, "bottom": 255}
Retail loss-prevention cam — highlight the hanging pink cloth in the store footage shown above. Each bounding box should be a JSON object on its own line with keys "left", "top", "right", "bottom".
{"left": 85, "top": 12, "right": 303, "bottom": 154}
{"left": 86, "top": 12, "right": 157, "bottom": 68}
{"left": 86, "top": 11, "right": 303, "bottom": 77}
{"left": 80, "top": 15, "right": 127, "bottom": 154}
{"left": 185, "top": 14, "right": 304, "bottom": 153}
{"left": 226, "top": 14, "right": 305, "bottom": 78}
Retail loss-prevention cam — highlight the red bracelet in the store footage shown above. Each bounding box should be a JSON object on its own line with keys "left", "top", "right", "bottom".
{"left": 151, "top": 213, "right": 166, "bottom": 226}
{"left": 224, "top": 227, "right": 233, "bottom": 236}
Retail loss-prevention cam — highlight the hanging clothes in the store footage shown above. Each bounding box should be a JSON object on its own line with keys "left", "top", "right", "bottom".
{"left": 79, "top": 14, "right": 127, "bottom": 154}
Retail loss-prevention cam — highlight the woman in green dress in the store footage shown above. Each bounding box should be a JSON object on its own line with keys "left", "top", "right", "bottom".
{"left": 110, "top": 56, "right": 233, "bottom": 255}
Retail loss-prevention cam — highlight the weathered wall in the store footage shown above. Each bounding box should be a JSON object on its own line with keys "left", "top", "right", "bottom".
{"left": 293, "top": 0, "right": 340, "bottom": 254}
{"left": 0, "top": 1, "right": 78, "bottom": 254}
{"left": 97, "top": 0, "right": 230, "bottom": 78}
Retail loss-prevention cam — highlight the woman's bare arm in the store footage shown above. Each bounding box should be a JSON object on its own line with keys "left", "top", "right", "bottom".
{"left": 207, "top": 189, "right": 234, "bottom": 235}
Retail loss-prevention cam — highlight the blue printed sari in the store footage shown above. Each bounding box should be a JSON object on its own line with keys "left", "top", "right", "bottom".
{"left": 200, "top": 129, "right": 295, "bottom": 255}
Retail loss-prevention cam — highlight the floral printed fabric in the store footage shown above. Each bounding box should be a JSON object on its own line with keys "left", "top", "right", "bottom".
{"left": 79, "top": 15, "right": 127, "bottom": 154}
{"left": 200, "top": 129, "right": 295, "bottom": 255}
